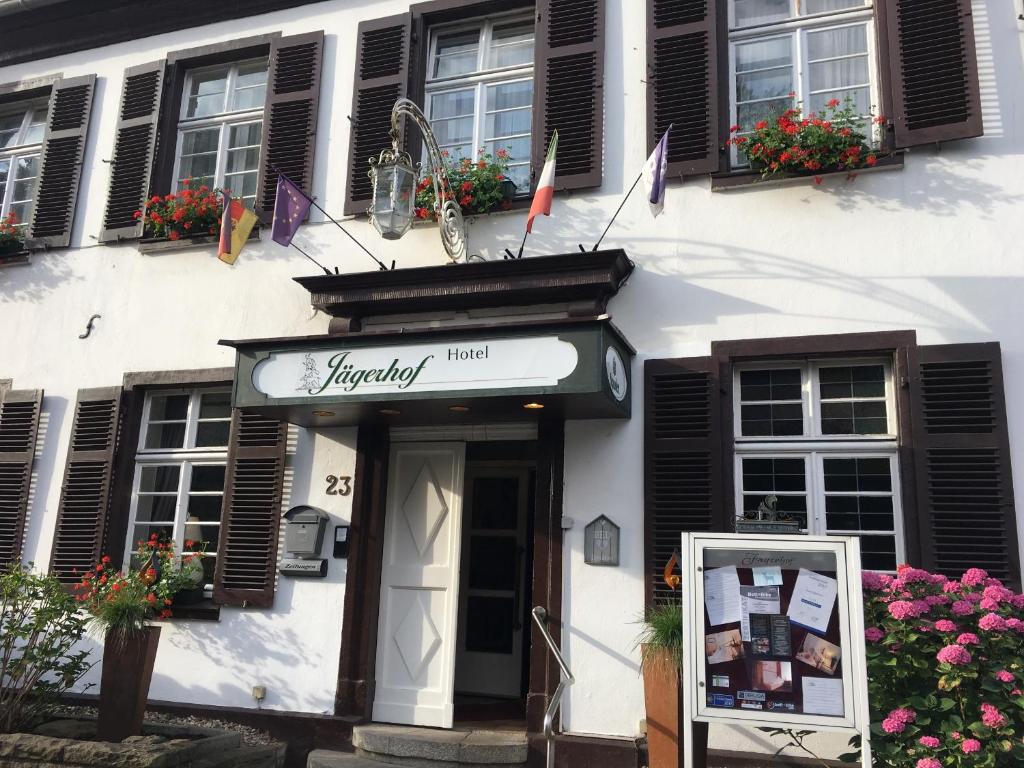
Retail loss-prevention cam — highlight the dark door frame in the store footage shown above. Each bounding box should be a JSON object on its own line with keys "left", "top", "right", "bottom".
{"left": 334, "top": 419, "right": 565, "bottom": 737}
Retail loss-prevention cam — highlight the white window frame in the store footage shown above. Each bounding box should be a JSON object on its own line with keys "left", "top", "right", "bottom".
{"left": 170, "top": 58, "right": 267, "bottom": 201}
{"left": 726, "top": 0, "right": 881, "bottom": 167}
{"left": 733, "top": 359, "right": 903, "bottom": 570}
{"left": 424, "top": 11, "right": 535, "bottom": 194}
{"left": 0, "top": 102, "right": 47, "bottom": 228}
{"left": 123, "top": 387, "right": 232, "bottom": 592}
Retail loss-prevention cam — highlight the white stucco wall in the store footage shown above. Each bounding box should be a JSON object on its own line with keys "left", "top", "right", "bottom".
{"left": 1, "top": 0, "right": 1022, "bottom": 754}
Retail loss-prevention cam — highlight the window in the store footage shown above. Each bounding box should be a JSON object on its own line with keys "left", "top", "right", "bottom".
{"left": 0, "top": 103, "right": 47, "bottom": 230}
{"left": 734, "top": 360, "right": 902, "bottom": 571}
{"left": 123, "top": 388, "right": 232, "bottom": 591}
{"left": 172, "top": 59, "right": 268, "bottom": 207}
{"left": 727, "top": 0, "right": 879, "bottom": 164}
{"left": 425, "top": 14, "right": 535, "bottom": 192}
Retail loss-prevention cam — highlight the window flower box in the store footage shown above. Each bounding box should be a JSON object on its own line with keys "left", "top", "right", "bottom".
{"left": 414, "top": 148, "right": 518, "bottom": 222}
{"left": 0, "top": 212, "right": 29, "bottom": 266}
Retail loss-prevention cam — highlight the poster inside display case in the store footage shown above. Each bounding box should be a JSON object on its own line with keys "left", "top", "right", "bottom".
{"left": 680, "top": 533, "right": 871, "bottom": 768}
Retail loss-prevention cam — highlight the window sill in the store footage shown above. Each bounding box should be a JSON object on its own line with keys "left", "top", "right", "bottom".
{"left": 710, "top": 152, "right": 904, "bottom": 192}
{"left": 137, "top": 228, "right": 260, "bottom": 255}
{"left": 166, "top": 599, "right": 220, "bottom": 621}
{"left": 0, "top": 249, "right": 31, "bottom": 267}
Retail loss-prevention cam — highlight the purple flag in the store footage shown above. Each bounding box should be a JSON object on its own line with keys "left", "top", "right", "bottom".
{"left": 271, "top": 175, "right": 312, "bottom": 246}
{"left": 643, "top": 126, "right": 671, "bottom": 217}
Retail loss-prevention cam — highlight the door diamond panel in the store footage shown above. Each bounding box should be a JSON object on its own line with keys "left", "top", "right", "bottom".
{"left": 394, "top": 594, "right": 443, "bottom": 681}
{"left": 402, "top": 460, "right": 449, "bottom": 555}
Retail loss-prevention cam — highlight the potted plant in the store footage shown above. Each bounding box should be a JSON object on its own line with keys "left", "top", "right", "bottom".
{"left": 727, "top": 96, "right": 888, "bottom": 182}
{"left": 73, "top": 535, "right": 195, "bottom": 742}
{"left": 170, "top": 539, "right": 208, "bottom": 605}
{"left": 133, "top": 177, "right": 225, "bottom": 249}
{"left": 413, "top": 147, "right": 517, "bottom": 221}
{"left": 638, "top": 601, "right": 684, "bottom": 768}
{"left": 0, "top": 212, "right": 28, "bottom": 264}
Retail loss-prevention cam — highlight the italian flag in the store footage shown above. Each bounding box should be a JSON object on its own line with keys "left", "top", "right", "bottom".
{"left": 526, "top": 130, "right": 558, "bottom": 233}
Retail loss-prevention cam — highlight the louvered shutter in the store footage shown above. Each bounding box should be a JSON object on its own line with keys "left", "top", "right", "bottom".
{"left": 50, "top": 387, "right": 122, "bottom": 584}
{"left": 27, "top": 75, "right": 96, "bottom": 249}
{"left": 908, "top": 343, "right": 1018, "bottom": 585}
{"left": 644, "top": 357, "right": 723, "bottom": 604}
{"left": 646, "top": 0, "right": 721, "bottom": 176}
{"left": 255, "top": 31, "right": 324, "bottom": 222}
{"left": 0, "top": 389, "right": 42, "bottom": 567}
{"left": 213, "top": 411, "right": 287, "bottom": 608}
{"left": 881, "top": 0, "right": 982, "bottom": 146}
{"left": 533, "top": 0, "right": 605, "bottom": 190}
{"left": 344, "top": 14, "right": 412, "bottom": 216}
{"left": 99, "top": 61, "right": 165, "bottom": 242}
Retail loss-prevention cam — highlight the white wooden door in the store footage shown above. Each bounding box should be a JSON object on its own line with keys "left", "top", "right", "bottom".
{"left": 373, "top": 442, "right": 466, "bottom": 727}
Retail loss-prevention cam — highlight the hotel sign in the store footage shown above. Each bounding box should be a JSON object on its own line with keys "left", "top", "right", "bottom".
{"left": 253, "top": 337, "right": 579, "bottom": 399}
{"left": 225, "top": 319, "right": 634, "bottom": 424}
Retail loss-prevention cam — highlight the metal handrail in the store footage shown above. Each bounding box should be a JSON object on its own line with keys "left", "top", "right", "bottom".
{"left": 531, "top": 606, "right": 575, "bottom": 768}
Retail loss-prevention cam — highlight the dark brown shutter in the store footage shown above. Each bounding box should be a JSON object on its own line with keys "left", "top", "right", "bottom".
{"left": 213, "top": 411, "right": 287, "bottom": 608}
{"left": 646, "top": 0, "right": 722, "bottom": 176}
{"left": 881, "top": 0, "right": 982, "bottom": 147}
{"left": 50, "top": 387, "right": 123, "bottom": 584}
{"left": 644, "top": 357, "right": 723, "bottom": 604}
{"left": 533, "top": 0, "right": 605, "bottom": 190}
{"left": 0, "top": 389, "right": 42, "bottom": 567}
{"left": 344, "top": 14, "right": 412, "bottom": 216}
{"left": 27, "top": 75, "right": 96, "bottom": 249}
{"left": 908, "top": 343, "right": 1018, "bottom": 585}
{"left": 99, "top": 60, "right": 165, "bottom": 242}
{"left": 255, "top": 31, "right": 324, "bottom": 222}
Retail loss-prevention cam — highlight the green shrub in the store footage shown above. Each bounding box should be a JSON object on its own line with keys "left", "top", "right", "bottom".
{"left": 0, "top": 563, "right": 93, "bottom": 733}
{"left": 638, "top": 601, "right": 684, "bottom": 672}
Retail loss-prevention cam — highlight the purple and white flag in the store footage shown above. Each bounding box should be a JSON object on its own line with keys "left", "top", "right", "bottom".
{"left": 643, "top": 126, "right": 671, "bottom": 217}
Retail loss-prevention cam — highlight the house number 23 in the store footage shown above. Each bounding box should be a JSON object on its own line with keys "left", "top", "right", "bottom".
{"left": 325, "top": 475, "right": 352, "bottom": 496}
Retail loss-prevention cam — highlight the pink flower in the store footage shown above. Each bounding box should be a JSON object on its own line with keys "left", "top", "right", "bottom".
{"left": 1011, "top": 593, "right": 1024, "bottom": 609}
{"left": 918, "top": 736, "right": 940, "bottom": 748}
{"left": 928, "top": 573, "right": 948, "bottom": 585}
{"left": 936, "top": 644, "right": 971, "bottom": 665}
{"left": 889, "top": 708, "right": 916, "bottom": 724}
{"left": 943, "top": 580, "right": 962, "bottom": 593}
{"left": 951, "top": 600, "right": 974, "bottom": 616}
{"left": 926, "top": 594, "right": 949, "bottom": 606}
{"left": 865, "top": 627, "right": 885, "bottom": 642}
{"left": 996, "top": 670, "right": 1014, "bottom": 683}
{"left": 888, "top": 600, "right": 919, "bottom": 620}
{"left": 882, "top": 717, "right": 905, "bottom": 734}
{"left": 933, "top": 619, "right": 957, "bottom": 632}
{"left": 979, "top": 597, "right": 1000, "bottom": 611}
{"left": 965, "top": 592, "right": 983, "bottom": 604}
{"left": 983, "top": 584, "right": 1013, "bottom": 603}
{"left": 1006, "top": 617, "right": 1024, "bottom": 633}
{"left": 862, "top": 571, "right": 887, "bottom": 591}
{"left": 900, "top": 567, "right": 931, "bottom": 584}
{"left": 961, "top": 738, "right": 981, "bottom": 754}
{"left": 961, "top": 567, "right": 988, "bottom": 586}
{"left": 981, "top": 702, "right": 1008, "bottom": 728}
{"left": 956, "top": 632, "right": 979, "bottom": 645}
{"left": 911, "top": 599, "right": 931, "bottom": 616}
{"left": 979, "top": 612, "right": 1007, "bottom": 631}
{"left": 916, "top": 759, "right": 941, "bottom": 768}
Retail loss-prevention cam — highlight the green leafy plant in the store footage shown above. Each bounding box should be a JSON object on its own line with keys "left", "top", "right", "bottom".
{"left": 637, "top": 600, "right": 684, "bottom": 672}
{"left": 726, "top": 96, "right": 887, "bottom": 181}
{"left": 133, "top": 177, "right": 225, "bottom": 241}
{"left": 0, "top": 211, "right": 25, "bottom": 253}
{"left": 73, "top": 534, "right": 205, "bottom": 639}
{"left": 0, "top": 563, "right": 93, "bottom": 733}
{"left": 846, "top": 565, "right": 1024, "bottom": 767}
{"left": 414, "top": 147, "right": 516, "bottom": 220}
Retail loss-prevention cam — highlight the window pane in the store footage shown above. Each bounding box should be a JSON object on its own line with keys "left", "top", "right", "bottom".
{"left": 489, "top": 22, "right": 534, "bottom": 68}
{"left": 0, "top": 158, "right": 8, "bottom": 186}
{"left": 139, "top": 465, "right": 181, "bottom": 493}
{"left": 741, "top": 403, "right": 803, "bottom": 436}
{"left": 190, "top": 464, "right": 226, "bottom": 493}
{"left": 819, "top": 365, "right": 884, "bottom": 398}
{"left": 821, "top": 400, "right": 888, "bottom": 434}
{"left": 468, "top": 536, "right": 517, "bottom": 590}
{"left": 133, "top": 523, "right": 173, "bottom": 547}
{"left": 228, "top": 121, "right": 262, "bottom": 150}
{"left": 736, "top": 37, "right": 792, "bottom": 72}
{"left": 0, "top": 114, "right": 21, "bottom": 148}
{"left": 23, "top": 108, "right": 47, "bottom": 144}
{"left": 199, "top": 391, "right": 231, "bottom": 419}
{"left": 149, "top": 394, "right": 189, "bottom": 421}
{"left": 186, "top": 66, "right": 230, "bottom": 117}
{"left": 12, "top": 155, "right": 38, "bottom": 196}
{"left": 187, "top": 497, "right": 223, "bottom": 525}
{"left": 231, "top": 61, "right": 268, "bottom": 111}
{"left": 195, "top": 421, "right": 231, "bottom": 447}
{"left": 145, "top": 423, "right": 187, "bottom": 450}
{"left": 485, "top": 136, "right": 530, "bottom": 164}
{"left": 135, "top": 494, "right": 177, "bottom": 523}
{"left": 431, "top": 89, "right": 475, "bottom": 120}
{"left": 808, "top": 87, "right": 870, "bottom": 117}
{"left": 742, "top": 457, "right": 806, "bottom": 492}
{"left": 471, "top": 477, "right": 519, "bottom": 529}
{"left": 826, "top": 495, "right": 894, "bottom": 532}
{"left": 803, "top": 0, "right": 865, "bottom": 12}
{"left": 488, "top": 79, "right": 532, "bottom": 112}
{"left": 184, "top": 518, "right": 220, "bottom": 551}
{"left": 807, "top": 25, "right": 867, "bottom": 60}
{"left": 740, "top": 368, "right": 801, "bottom": 401}
{"left": 733, "top": 0, "right": 790, "bottom": 26}
{"left": 181, "top": 128, "right": 219, "bottom": 156}
{"left": 809, "top": 58, "right": 869, "bottom": 92}
{"left": 856, "top": 535, "right": 897, "bottom": 571}
{"left": 465, "top": 595, "right": 514, "bottom": 653}
{"left": 737, "top": 98, "right": 793, "bottom": 129}
{"left": 742, "top": 493, "right": 807, "bottom": 528}
{"left": 433, "top": 30, "right": 480, "bottom": 78}
{"left": 737, "top": 68, "right": 794, "bottom": 102}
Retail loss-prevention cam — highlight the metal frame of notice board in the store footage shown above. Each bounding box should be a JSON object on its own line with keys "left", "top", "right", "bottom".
{"left": 680, "top": 532, "right": 871, "bottom": 768}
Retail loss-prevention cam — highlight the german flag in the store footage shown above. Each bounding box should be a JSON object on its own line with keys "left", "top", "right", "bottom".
{"left": 217, "top": 191, "right": 258, "bottom": 265}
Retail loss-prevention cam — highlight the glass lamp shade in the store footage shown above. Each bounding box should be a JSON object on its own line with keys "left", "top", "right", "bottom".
{"left": 369, "top": 150, "right": 417, "bottom": 240}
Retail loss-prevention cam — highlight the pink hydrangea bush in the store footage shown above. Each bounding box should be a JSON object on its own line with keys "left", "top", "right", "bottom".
{"left": 857, "top": 565, "right": 1024, "bottom": 766}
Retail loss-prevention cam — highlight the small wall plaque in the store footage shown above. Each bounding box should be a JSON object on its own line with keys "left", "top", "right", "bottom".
{"left": 584, "top": 515, "right": 620, "bottom": 566}
{"left": 280, "top": 558, "right": 328, "bottom": 577}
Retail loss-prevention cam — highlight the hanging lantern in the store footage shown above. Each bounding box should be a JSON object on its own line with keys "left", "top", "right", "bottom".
{"left": 368, "top": 147, "right": 418, "bottom": 241}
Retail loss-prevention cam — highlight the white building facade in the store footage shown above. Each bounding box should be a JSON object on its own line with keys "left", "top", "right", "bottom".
{"left": 0, "top": 0, "right": 1021, "bottom": 764}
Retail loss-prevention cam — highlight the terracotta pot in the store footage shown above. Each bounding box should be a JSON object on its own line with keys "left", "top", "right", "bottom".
{"left": 97, "top": 625, "right": 161, "bottom": 742}
{"left": 642, "top": 645, "right": 682, "bottom": 768}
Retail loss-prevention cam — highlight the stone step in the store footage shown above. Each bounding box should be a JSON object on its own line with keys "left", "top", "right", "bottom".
{"left": 309, "top": 749, "right": 391, "bottom": 768}
{"left": 199, "top": 742, "right": 287, "bottom": 768}
{"left": 349, "top": 724, "right": 527, "bottom": 767}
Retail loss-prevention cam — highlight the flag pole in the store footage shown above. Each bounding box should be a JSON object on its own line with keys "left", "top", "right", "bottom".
{"left": 515, "top": 229, "right": 529, "bottom": 259}
{"left": 591, "top": 172, "right": 643, "bottom": 252}
{"left": 289, "top": 241, "right": 332, "bottom": 276}
{"left": 271, "top": 166, "right": 390, "bottom": 271}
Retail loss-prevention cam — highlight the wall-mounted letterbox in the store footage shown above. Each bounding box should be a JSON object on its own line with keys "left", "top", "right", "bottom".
{"left": 284, "top": 506, "right": 329, "bottom": 558}
{"left": 584, "top": 514, "right": 620, "bottom": 566}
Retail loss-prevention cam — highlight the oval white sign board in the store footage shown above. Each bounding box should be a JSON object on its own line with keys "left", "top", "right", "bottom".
{"left": 252, "top": 336, "right": 579, "bottom": 400}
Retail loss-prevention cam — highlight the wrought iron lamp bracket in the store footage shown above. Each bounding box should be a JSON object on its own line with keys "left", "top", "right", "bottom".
{"left": 389, "top": 98, "right": 467, "bottom": 263}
